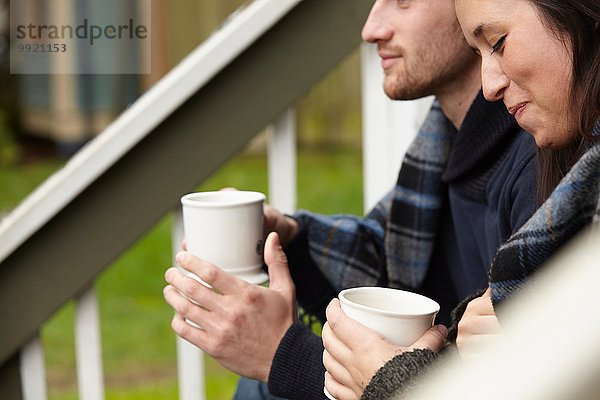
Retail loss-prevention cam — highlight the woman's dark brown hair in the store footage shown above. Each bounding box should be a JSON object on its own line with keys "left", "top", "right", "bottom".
{"left": 530, "top": 0, "right": 600, "bottom": 203}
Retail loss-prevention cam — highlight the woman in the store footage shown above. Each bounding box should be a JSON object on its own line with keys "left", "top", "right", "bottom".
{"left": 322, "top": 0, "right": 600, "bottom": 398}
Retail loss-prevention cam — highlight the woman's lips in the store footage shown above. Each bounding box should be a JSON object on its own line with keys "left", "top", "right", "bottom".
{"left": 507, "top": 102, "right": 528, "bottom": 120}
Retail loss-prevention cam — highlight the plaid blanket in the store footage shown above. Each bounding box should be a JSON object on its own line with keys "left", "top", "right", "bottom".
{"left": 490, "top": 135, "right": 600, "bottom": 305}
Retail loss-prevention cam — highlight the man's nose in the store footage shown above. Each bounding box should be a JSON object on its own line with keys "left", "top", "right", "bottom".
{"left": 361, "top": 0, "right": 393, "bottom": 43}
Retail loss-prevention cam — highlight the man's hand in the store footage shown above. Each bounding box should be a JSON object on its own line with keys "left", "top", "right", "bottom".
{"left": 456, "top": 288, "right": 503, "bottom": 361}
{"left": 163, "top": 232, "right": 297, "bottom": 382}
{"left": 263, "top": 204, "right": 298, "bottom": 248}
{"left": 322, "top": 299, "right": 447, "bottom": 400}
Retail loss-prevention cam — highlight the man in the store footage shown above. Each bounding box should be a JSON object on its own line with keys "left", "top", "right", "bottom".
{"left": 163, "top": 0, "right": 536, "bottom": 399}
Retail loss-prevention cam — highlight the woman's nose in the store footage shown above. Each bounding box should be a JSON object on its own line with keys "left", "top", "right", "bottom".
{"left": 481, "top": 56, "right": 510, "bottom": 102}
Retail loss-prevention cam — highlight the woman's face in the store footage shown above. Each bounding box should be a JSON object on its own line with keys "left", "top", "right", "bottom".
{"left": 455, "top": 0, "right": 577, "bottom": 148}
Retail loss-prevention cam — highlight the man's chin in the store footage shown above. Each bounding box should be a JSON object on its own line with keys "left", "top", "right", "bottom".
{"left": 384, "top": 85, "right": 426, "bottom": 102}
{"left": 383, "top": 79, "right": 407, "bottom": 100}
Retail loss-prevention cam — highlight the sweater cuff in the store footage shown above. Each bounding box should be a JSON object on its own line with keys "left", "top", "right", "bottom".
{"left": 285, "top": 214, "right": 336, "bottom": 323}
{"left": 361, "top": 349, "right": 439, "bottom": 400}
{"left": 447, "top": 288, "right": 487, "bottom": 342}
{"left": 268, "top": 321, "right": 326, "bottom": 400}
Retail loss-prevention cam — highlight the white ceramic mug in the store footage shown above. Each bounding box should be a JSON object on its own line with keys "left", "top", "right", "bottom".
{"left": 338, "top": 287, "right": 440, "bottom": 346}
{"left": 324, "top": 287, "right": 439, "bottom": 399}
{"left": 180, "top": 190, "right": 268, "bottom": 285}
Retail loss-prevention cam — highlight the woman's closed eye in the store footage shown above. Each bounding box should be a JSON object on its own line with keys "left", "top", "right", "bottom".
{"left": 491, "top": 35, "right": 507, "bottom": 55}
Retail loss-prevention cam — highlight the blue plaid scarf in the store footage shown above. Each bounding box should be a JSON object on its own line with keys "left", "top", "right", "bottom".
{"left": 490, "top": 132, "right": 600, "bottom": 305}
{"left": 385, "top": 103, "right": 453, "bottom": 288}
{"left": 293, "top": 102, "right": 452, "bottom": 291}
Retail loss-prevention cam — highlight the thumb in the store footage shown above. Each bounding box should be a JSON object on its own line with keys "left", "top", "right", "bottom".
{"left": 264, "top": 232, "right": 294, "bottom": 293}
{"left": 411, "top": 325, "right": 448, "bottom": 352}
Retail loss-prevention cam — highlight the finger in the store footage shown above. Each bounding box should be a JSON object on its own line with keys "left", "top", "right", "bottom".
{"left": 181, "top": 238, "right": 187, "bottom": 251}
{"left": 264, "top": 233, "right": 294, "bottom": 295}
{"left": 326, "top": 299, "right": 384, "bottom": 350}
{"left": 322, "top": 321, "right": 351, "bottom": 365}
{"left": 263, "top": 205, "right": 278, "bottom": 242}
{"left": 460, "top": 314, "right": 502, "bottom": 335}
{"left": 163, "top": 285, "right": 217, "bottom": 331}
{"left": 325, "top": 371, "right": 358, "bottom": 400}
{"left": 325, "top": 298, "right": 341, "bottom": 321}
{"left": 175, "top": 251, "right": 245, "bottom": 295}
{"left": 164, "top": 267, "right": 222, "bottom": 312}
{"left": 468, "top": 294, "right": 496, "bottom": 315}
{"left": 171, "top": 313, "right": 211, "bottom": 347}
{"left": 411, "top": 325, "right": 448, "bottom": 352}
{"left": 263, "top": 204, "right": 276, "bottom": 225}
{"left": 322, "top": 349, "right": 355, "bottom": 390}
{"left": 483, "top": 287, "right": 492, "bottom": 297}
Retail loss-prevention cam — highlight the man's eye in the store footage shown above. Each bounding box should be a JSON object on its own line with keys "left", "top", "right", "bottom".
{"left": 491, "top": 35, "right": 507, "bottom": 54}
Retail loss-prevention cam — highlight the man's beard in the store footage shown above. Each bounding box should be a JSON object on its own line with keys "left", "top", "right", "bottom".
{"left": 383, "top": 54, "right": 465, "bottom": 101}
{"left": 383, "top": 69, "right": 441, "bottom": 101}
{"left": 383, "top": 29, "right": 476, "bottom": 101}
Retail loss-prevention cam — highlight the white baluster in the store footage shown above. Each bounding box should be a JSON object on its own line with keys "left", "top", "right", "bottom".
{"left": 173, "top": 209, "right": 205, "bottom": 400}
{"left": 360, "top": 43, "right": 433, "bottom": 212}
{"left": 75, "top": 286, "right": 105, "bottom": 400}
{"left": 267, "top": 109, "right": 297, "bottom": 214}
{"left": 20, "top": 335, "right": 48, "bottom": 400}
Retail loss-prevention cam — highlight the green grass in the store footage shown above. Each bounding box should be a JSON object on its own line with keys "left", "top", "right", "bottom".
{"left": 2, "top": 147, "right": 363, "bottom": 399}
{"left": 0, "top": 158, "right": 65, "bottom": 213}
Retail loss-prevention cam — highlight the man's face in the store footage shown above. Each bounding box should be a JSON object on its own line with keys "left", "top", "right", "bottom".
{"left": 362, "top": 0, "right": 477, "bottom": 100}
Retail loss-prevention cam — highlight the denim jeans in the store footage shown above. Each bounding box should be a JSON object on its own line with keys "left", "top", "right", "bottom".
{"left": 232, "top": 377, "right": 289, "bottom": 400}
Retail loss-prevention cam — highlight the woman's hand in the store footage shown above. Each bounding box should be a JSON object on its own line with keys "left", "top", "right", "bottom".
{"left": 322, "top": 299, "right": 447, "bottom": 399}
{"left": 456, "top": 288, "right": 503, "bottom": 361}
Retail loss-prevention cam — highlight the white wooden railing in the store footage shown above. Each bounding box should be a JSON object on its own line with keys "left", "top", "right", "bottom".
{"left": 359, "top": 43, "right": 433, "bottom": 211}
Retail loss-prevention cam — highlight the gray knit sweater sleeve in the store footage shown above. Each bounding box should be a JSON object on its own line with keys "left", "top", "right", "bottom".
{"left": 359, "top": 290, "right": 484, "bottom": 399}
{"left": 361, "top": 349, "right": 439, "bottom": 400}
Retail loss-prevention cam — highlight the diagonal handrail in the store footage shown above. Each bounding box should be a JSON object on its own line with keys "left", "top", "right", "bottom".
{"left": 0, "top": 0, "right": 302, "bottom": 263}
